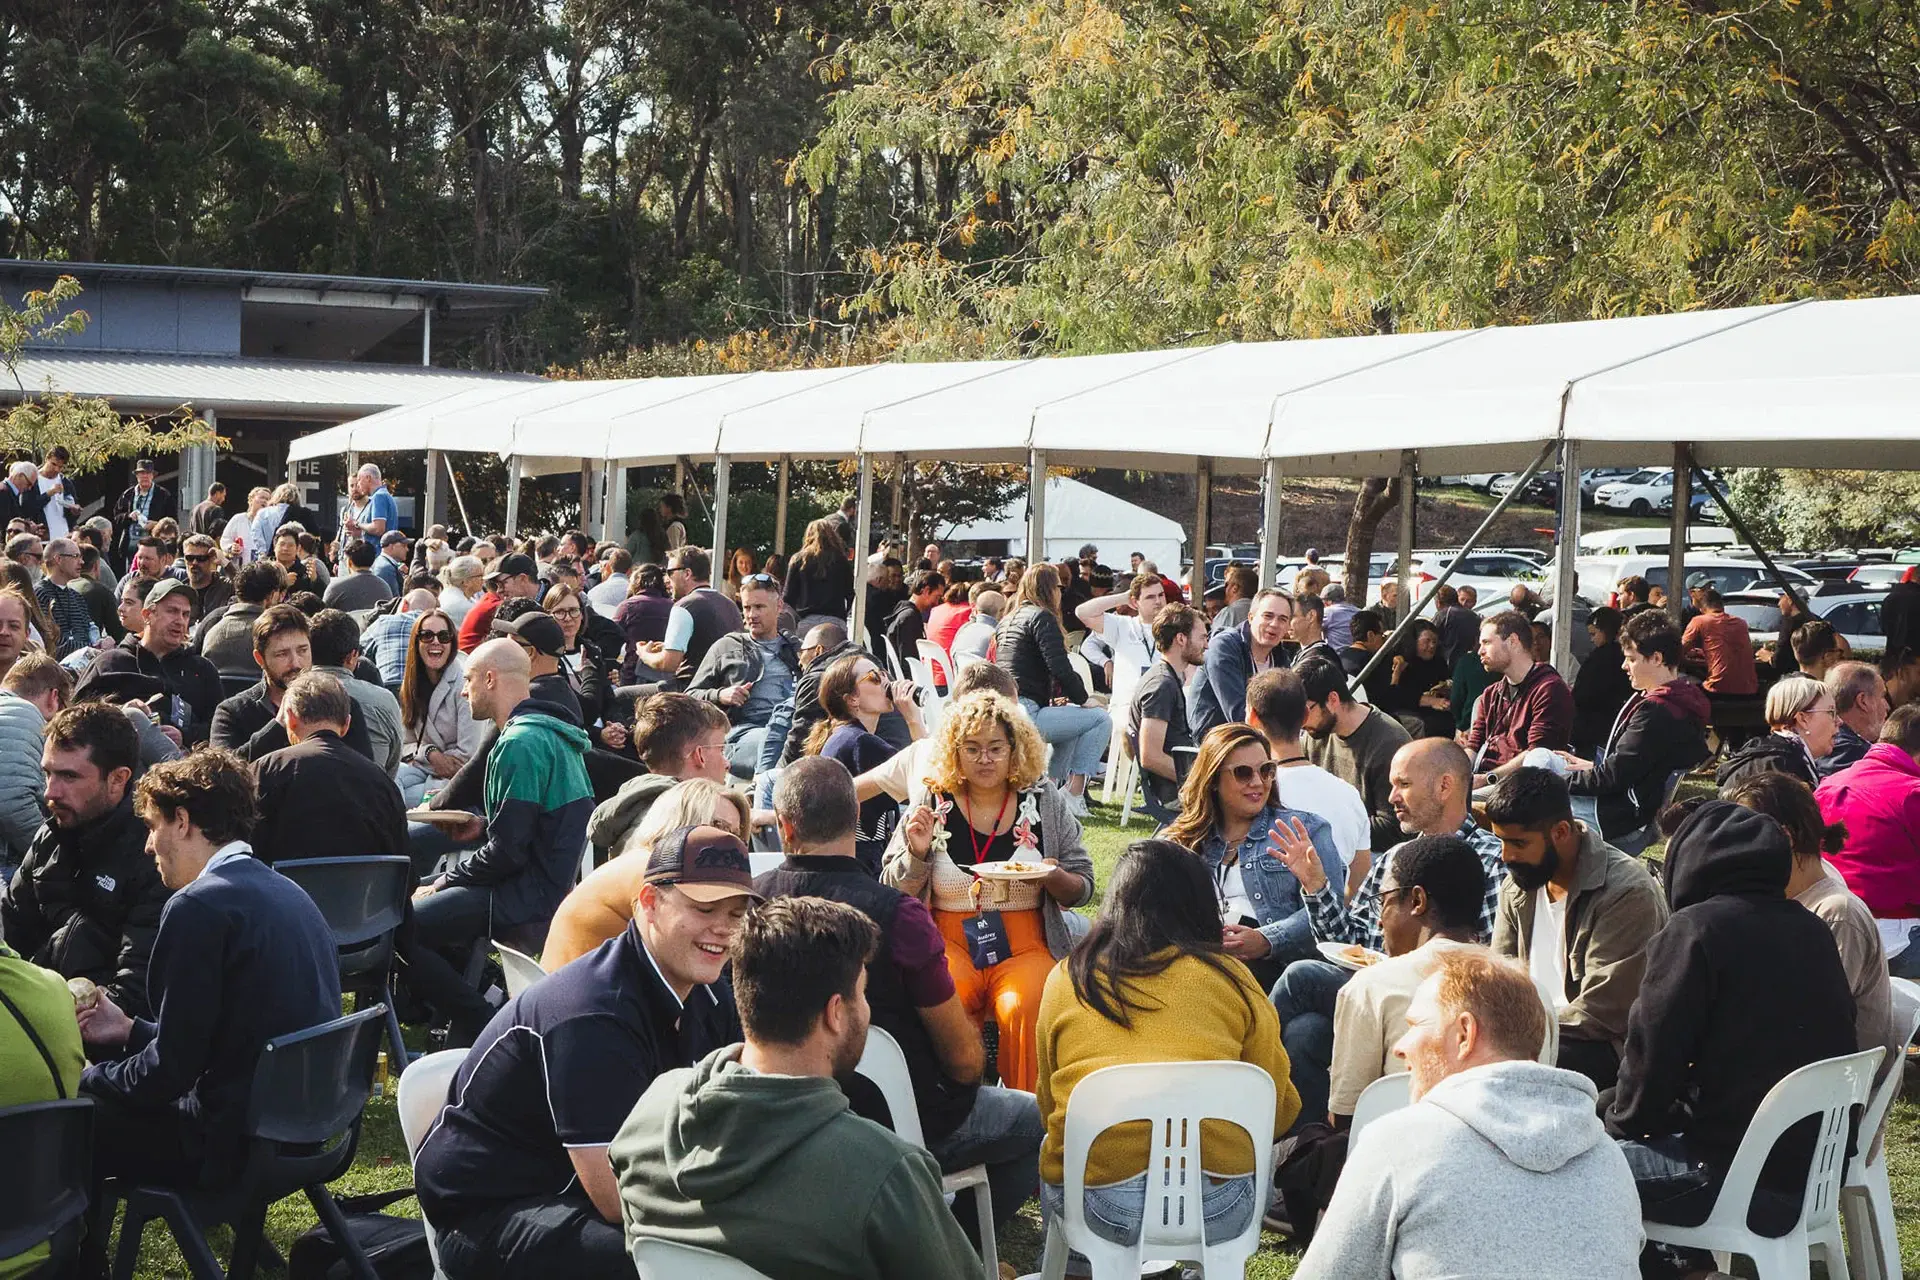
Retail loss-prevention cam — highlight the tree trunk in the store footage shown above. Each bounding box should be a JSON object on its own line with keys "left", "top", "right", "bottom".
{"left": 1342, "top": 475, "right": 1402, "bottom": 601}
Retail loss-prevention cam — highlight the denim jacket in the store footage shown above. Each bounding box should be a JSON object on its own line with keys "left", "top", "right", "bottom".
{"left": 1190, "top": 799, "right": 1343, "bottom": 966}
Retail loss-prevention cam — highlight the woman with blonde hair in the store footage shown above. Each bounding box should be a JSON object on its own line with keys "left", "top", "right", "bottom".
{"left": 439, "top": 554, "right": 485, "bottom": 627}
{"left": 542, "top": 777, "right": 752, "bottom": 968}
{"left": 994, "top": 562, "right": 1107, "bottom": 813}
{"left": 884, "top": 692, "right": 1094, "bottom": 1090}
{"left": 1162, "top": 721, "right": 1344, "bottom": 990}
{"left": 1715, "top": 674, "right": 1836, "bottom": 791}
{"left": 220, "top": 486, "right": 272, "bottom": 563}
{"left": 783, "top": 517, "right": 853, "bottom": 633}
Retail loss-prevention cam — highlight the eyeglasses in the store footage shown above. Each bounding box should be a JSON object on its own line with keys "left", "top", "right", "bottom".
{"left": 1227, "top": 761, "right": 1279, "bottom": 785}
{"left": 960, "top": 743, "right": 1011, "bottom": 763}
{"left": 1377, "top": 886, "right": 1413, "bottom": 907}
{"left": 549, "top": 605, "right": 583, "bottom": 618}
{"left": 418, "top": 629, "right": 454, "bottom": 645}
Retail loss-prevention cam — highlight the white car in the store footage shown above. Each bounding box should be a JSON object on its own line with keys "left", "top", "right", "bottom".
{"left": 1400, "top": 550, "right": 1547, "bottom": 605}
{"left": 1721, "top": 589, "right": 1887, "bottom": 654}
{"left": 1572, "top": 554, "right": 1818, "bottom": 607}
{"left": 1592, "top": 468, "right": 1682, "bottom": 515}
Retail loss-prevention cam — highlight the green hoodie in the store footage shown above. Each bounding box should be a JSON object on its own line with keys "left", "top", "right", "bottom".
{"left": 612, "top": 1045, "right": 981, "bottom": 1280}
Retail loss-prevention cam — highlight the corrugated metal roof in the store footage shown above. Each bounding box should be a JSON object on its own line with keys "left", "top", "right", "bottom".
{"left": 0, "top": 349, "right": 541, "bottom": 420}
{"left": 0, "top": 258, "right": 547, "bottom": 310}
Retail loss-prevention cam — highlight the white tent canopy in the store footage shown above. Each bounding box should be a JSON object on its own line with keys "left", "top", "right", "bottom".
{"left": 512, "top": 374, "right": 748, "bottom": 475}
{"left": 939, "top": 476, "right": 1186, "bottom": 569}
{"left": 720, "top": 359, "right": 1024, "bottom": 461}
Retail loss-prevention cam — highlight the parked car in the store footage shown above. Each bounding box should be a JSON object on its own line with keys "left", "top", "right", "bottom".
{"left": 1593, "top": 467, "right": 1718, "bottom": 516}
{"left": 1849, "top": 562, "right": 1914, "bottom": 588}
{"left": 1402, "top": 550, "right": 1548, "bottom": 604}
{"left": 1579, "top": 468, "right": 1639, "bottom": 504}
{"left": 1720, "top": 588, "right": 1887, "bottom": 654}
{"left": 1489, "top": 470, "right": 1560, "bottom": 506}
{"left": 1573, "top": 553, "right": 1818, "bottom": 606}
{"left": 1430, "top": 474, "right": 1504, "bottom": 491}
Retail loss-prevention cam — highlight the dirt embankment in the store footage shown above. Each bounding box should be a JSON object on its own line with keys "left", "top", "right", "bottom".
{"left": 1083, "top": 470, "right": 1564, "bottom": 556}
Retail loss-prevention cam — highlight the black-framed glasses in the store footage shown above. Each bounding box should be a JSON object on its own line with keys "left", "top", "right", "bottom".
{"left": 1377, "top": 886, "right": 1414, "bottom": 907}
{"left": 1227, "top": 761, "right": 1278, "bottom": 785}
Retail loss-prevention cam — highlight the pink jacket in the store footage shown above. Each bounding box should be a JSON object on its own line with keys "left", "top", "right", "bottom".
{"left": 1815, "top": 743, "right": 1920, "bottom": 918}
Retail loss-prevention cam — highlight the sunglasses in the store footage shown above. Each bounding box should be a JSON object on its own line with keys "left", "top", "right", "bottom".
{"left": 418, "top": 629, "right": 454, "bottom": 644}
{"left": 856, "top": 669, "right": 887, "bottom": 688}
{"left": 742, "top": 573, "right": 778, "bottom": 587}
{"left": 1227, "top": 761, "right": 1279, "bottom": 786}
{"left": 184, "top": 553, "right": 214, "bottom": 564}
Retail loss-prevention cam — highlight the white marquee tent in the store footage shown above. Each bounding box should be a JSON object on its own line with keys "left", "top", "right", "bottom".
{"left": 937, "top": 476, "right": 1186, "bottom": 570}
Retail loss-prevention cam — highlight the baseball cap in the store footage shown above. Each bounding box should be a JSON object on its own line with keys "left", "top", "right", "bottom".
{"left": 499, "top": 611, "right": 565, "bottom": 656}
{"left": 488, "top": 551, "right": 538, "bottom": 581}
{"left": 643, "top": 825, "right": 763, "bottom": 903}
{"left": 1684, "top": 571, "right": 1711, "bottom": 589}
{"left": 134, "top": 459, "right": 156, "bottom": 474}
{"left": 144, "top": 578, "right": 196, "bottom": 610}
{"left": 381, "top": 529, "right": 411, "bottom": 548}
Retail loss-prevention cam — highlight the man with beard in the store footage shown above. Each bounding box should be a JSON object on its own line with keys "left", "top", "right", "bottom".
{"left": 208, "top": 605, "right": 374, "bottom": 762}
{"left": 74, "top": 579, "right": 223, "bottom": 744}
{"left": 1269, "top": 737, "right": 1507, "bottom": 1124}
{"left": 1488, "top": 767, "right": 1665, "bottom": 1091}
{"left": 612, "top": 896, "right": 981, "bottom": 1280}
{"left": 1298, "top": 655, "right": 1411, "bottom": 856}
{"left": 0, "top": 704, "right": 169, "bottom": 1017}
{"left": 178, "top": 534, "right": 233, "bottom": 620}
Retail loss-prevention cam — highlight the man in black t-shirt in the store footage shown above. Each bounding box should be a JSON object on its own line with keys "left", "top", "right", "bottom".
{"left": 1128, "top": 604, "right": 1207, "bottom": 812}
{"left": 414, "top": 825, "right": 758, "bottom": 1280}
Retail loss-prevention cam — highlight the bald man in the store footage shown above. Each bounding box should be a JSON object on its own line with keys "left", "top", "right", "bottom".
{"left": 410, "top": 637, "right": 595, "bottom": 1040}
{"left": 363, "top": 586, "right": 445, "bottom": 687}
{"left": 1266, "top": 736, "right": 1511, "bottom": 1123}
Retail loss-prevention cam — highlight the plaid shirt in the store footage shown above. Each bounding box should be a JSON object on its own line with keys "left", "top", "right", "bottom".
{"left": 35, "top": 578, "right": 93, "bottom": 659}
{"left": 1304, "top": 816, "right": 1507, "bottom": 951}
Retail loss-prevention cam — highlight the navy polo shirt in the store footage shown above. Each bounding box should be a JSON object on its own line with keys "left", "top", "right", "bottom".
{"left": 414, "top": 922, "right": 739, "bottom": 1226}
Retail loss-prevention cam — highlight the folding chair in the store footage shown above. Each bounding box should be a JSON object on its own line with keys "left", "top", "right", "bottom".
{"left": 1039, "top": 1061, "right": 1275, "bottom": 1280}
{"left": 856, "top": 1027, "right": 999, "bottom": 1280}
{"left": 1641, "top": 1048, "right": 1882, "bottom": 1280}
{"left": 632, "top": 1236, "right": 776, "bottom": 1279}
{"left": 0, "top": 1098, "right": 94, "bottom": 1277}
{"left": 101, "top": 1005, "right": 389, "bottom": 1280}
{"left": 396, "top": 1048, "right": 467, "bottom": 1280}
{"left": 495, "top": 941, "right": 546, "bottom": 999}
{"left": 277, "top": 856, "right": 413, "bottom": 1069}
{"left": 1347, "top": 1071, "right": 1412, "bottom": 1143}
{"left": 1842, "top": 978, "right": 1920, "bottom": 1280}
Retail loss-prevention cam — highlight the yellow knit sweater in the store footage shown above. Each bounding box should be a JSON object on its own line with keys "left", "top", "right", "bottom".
{"left": 1035, "top": 951, "right": 1300, "bottom": 1186}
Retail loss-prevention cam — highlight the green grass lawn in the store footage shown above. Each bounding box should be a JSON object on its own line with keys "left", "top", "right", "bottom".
{"left": 119, "top": 796, "right": 1918, "bottom": 1278}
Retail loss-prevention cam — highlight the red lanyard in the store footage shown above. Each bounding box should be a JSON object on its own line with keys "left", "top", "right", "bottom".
{"left": 959, "top": 791, "right": 1012, "bottom": 866}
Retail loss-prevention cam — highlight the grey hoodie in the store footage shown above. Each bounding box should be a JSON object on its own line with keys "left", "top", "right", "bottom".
{"left": 611, "top": 1044, "right": 980, "bottom": 1280}
{"left": 585, "top": 771, "right": 678, "bottom": 859}
{"left": 1298, "top": 1059, "right": 1643, "bottom": 1279}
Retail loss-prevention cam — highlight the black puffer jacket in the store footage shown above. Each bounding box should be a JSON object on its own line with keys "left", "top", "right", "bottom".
{"left": 0, "top": 798, "right": 170, "bottom": 1017}
{"left": 994, "top": 604, "right": 1089, "bottom": 707}
{"left": 1715, "top": 730, "right": 1819, "bottom": 794}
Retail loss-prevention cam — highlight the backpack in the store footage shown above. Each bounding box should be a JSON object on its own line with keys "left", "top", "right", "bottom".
{"left": 287, "top": 1188, "right": 434, "bottom": 1280}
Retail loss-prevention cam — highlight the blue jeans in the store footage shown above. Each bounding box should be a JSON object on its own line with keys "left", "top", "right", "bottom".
{"left": 1040, "top": 1171, "right": 1257, "bottom": 1253}
{"left": 1020, "top": 699, "right": 1109, "bottom": 781}
{"left": 725, "top": 722, "right": 768, "bottom": 780}
{"left": 1890, "top": 925, "right": 1920, "bottom": 979}
{"left": 926, "top": 1085, "right": 1044, "bottom": 1242}
{"left": 1270, "top": 959, "right": 1353, "bottom": 1128}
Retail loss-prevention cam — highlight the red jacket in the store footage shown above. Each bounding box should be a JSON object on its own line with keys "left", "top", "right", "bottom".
{"left": 1816, "top": 743, "right": 1920, "bottom": 918}
{"left": 458, "top": 591, "right": 505, "bottom": 653}
{"left": 1465, "top": 661, "right": 1574, "bottom": 767}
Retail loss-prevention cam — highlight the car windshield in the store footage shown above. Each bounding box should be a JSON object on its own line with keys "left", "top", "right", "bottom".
{"left": 1724, "top": 602, "right": 1782, "bottom": 632}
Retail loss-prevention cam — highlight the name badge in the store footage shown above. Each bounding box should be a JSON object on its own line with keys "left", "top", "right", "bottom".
{"left": 964, "top": 911, "right": 1011, "bottom": 969}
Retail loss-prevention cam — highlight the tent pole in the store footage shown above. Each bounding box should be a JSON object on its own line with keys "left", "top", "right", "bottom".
{"left": 606, "top": 465, "right": 628, "bottom": 544}
{"left": 1258, "top": 457, "right": 1283, "bottom": 591}
{"left": 1354, "top": 442, "right": 1554, "bottom": 690}
{"left": 1191, "top": 459, "right": 1212, "bottom": 606}
{"left": 711, "top": 454, "right": 731, "bottom": 574}
{"left": 674, "top": 459, "right": 685, "bottom": 494}
{"left": 851, "top": 453, "right": 875, "bottom": 646}
{"left": 1667, "top": 444, "right": 1689, "bottom": 624}
{"left": 1027, "top": 449, "right": 1048, "bottom": 568}
{"left": 424, "top": 449, "right": 445, "bottom": 530}
{"left": 890, "top": 453, "right": 905, "bottom": 535}
{"left": 774, "top": 457, "right": 791, "bottom": 554}
{"left": 444, "top": 453, "right": 472, "bottom": 536}
{"left": 1690, "top": 463, "right": 1808, "bottom": 615}
{"left": 504, "top": 463, "right": 522, "bottom": 537}
{"left": 1552, "top": 438, "right": 1581, "bottom": 673}
{"left": 1395, "top": 451, "right": 1417, "bottom": 624}
{"left": 581, "top": 460, "right": 595, "bottom": 532}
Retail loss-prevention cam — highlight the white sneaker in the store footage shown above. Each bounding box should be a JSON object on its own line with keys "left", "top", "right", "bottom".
{"left": 1065, "top": 789, "right": 1089, "bottom": 818}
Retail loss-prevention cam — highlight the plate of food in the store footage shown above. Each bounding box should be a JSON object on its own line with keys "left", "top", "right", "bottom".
{"left": 1317, "top": 941, "right": 1387, "bottom": 971}
{"left": 407, "top": 808, "right": 478, "bottom": 827}
{"left": 974, "top": 860, "right": 1052, "bottom": 881}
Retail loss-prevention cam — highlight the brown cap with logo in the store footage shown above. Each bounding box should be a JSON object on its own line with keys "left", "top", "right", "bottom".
{"left": 643, "top": 824, "right": 763, "bottom": 904}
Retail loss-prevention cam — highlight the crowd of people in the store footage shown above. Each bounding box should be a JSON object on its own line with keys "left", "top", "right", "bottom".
{"left": 0, "top": 463, "right": 1909, "bottom": 1280}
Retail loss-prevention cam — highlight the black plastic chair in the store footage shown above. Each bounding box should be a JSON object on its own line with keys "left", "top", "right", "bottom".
{"left": 0, "top": 1097, "right": 94, "bottom": 1273}
{"left": 218, "top": 673, "right": 257, "bottom": 702}
{"left": 100, "top": 1004, "right": 388, "bottom": 1280}
{"left": 277, "top": 856, "right": 413, "bottom": 1067}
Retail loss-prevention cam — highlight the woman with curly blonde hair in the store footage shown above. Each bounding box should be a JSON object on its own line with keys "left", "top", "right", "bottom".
{"left": 541, "top": 776, "right": 752, "bottom": 969}
{"left": 883, "top": 692, "right": 1095, "bottom": 1090}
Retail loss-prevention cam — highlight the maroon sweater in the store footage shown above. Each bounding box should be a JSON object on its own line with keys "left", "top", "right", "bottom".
{"left": 1466, "top": 661, "right": 1575, "bottom": 767}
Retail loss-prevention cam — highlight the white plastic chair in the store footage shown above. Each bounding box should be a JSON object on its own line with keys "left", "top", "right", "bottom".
{"left": 1642, "top": 1047, "right": 1882, "bottom": 1280}
{"left": 1843, "top": 978, "right": 1920, "bottom": 1280}
{"left": 907, "top": 656, "right": 949, "bottom": 734}
{"left": 397, "top": 1049, "right": 467, "bottom": 1280}
{"left": 917, "top": 639, "right": 958, "bottom": 688}
{"left": 855, "top": 1027, "right": 999, "bottom": 1280}
{"left": 631, "top": 1237, "right": 775, "bottom": 1279}
{"left": 495, "top": 941, "right": 545, "bottom": 999}
{"left": 1039, "top": 1061, "right": 1276, "bottom": 1280}
{"left": 1347, "top": 1071, "right": 1412, "bottom": 1143}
